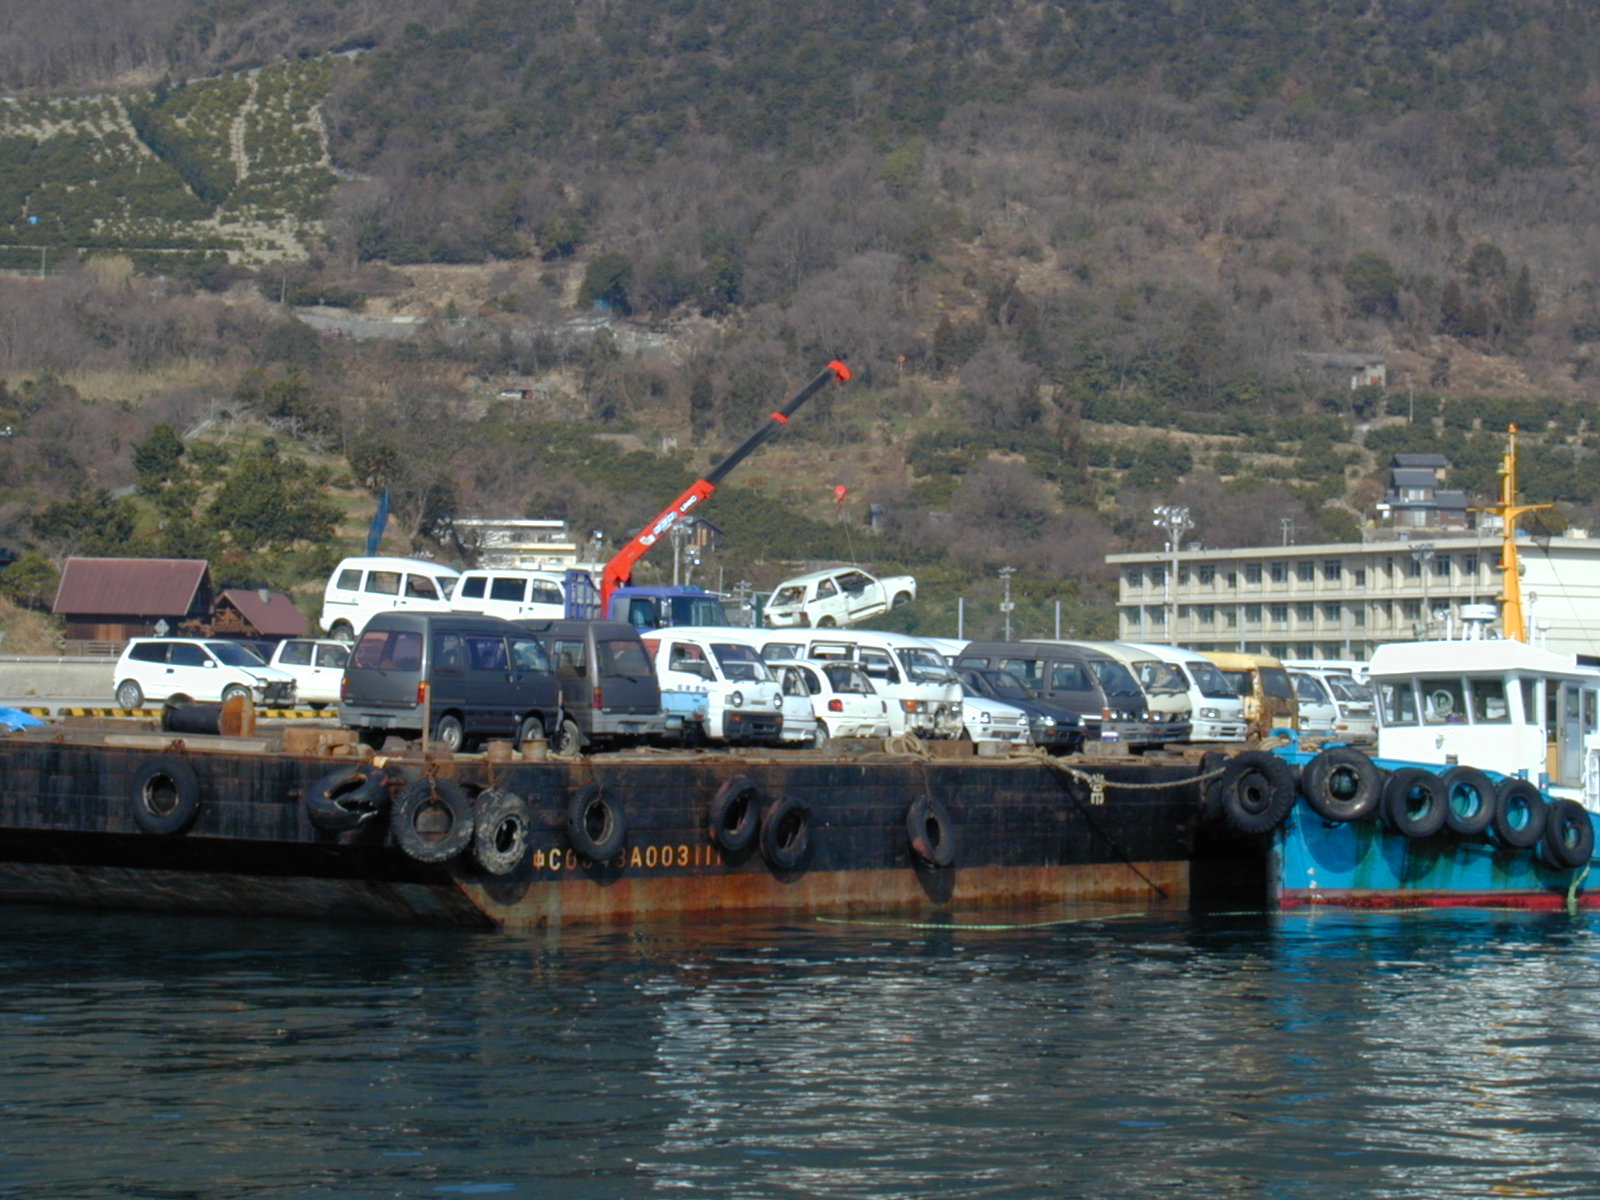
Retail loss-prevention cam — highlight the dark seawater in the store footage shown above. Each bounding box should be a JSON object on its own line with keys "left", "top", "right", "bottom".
{"left": 2, "top": 902, "right": 1598, "bottom": 1199}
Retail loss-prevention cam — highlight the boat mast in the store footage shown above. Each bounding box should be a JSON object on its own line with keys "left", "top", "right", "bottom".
{"left": 1494, "top": 423, "right": 1550, "bottom": 642}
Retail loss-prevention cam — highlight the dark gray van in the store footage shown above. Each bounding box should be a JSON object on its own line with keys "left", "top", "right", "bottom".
{"left": 517, "top": 619, "right": 666, "bottom": 756}
{"left": 339, "top": 612, "right": 560, "bottom": 752}
{"left": 954, "top": 640, "right": 1173, "bottom": 749}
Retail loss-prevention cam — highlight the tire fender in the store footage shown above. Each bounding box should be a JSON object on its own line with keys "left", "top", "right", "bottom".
{"left": 759, "top": 795, "right": 811, "bottom": 871}
{"left": 1438, "top": 765, "right": 1498, "bottom": 837}
{"left": 1299, "top": 747, "right": 1382, "bottom": 823}
{"left": 567, "top": 783, "right": 626, "bottom": 861}
{"left": 708, "top": 775, "right": 761, "bottom": 854}
{"left": 905, "top": 794, "right": 959, "bottom": 867}
{"left": 1382, "top": 767, "right": 1449, "bottom": 838}
{"left": 1216, "top": 751, "right": 1298, "bottom": 835}
{"left": 130, "top": 755, "right": 201, "bottom": 836}
{"left": 1492, "top": 778, "right": 1546, "bottom": 849}
{"left": 473, "top": 789, "right": 531, "bottom": 876}
{"left": 1543, "top": 798, "right": 1593, "bottom": 869}
{"left": 391, "top": 777, "right": 475, "bottom": 863}
{"left": 306, "top": 764, "right": 389, "bottom": 833}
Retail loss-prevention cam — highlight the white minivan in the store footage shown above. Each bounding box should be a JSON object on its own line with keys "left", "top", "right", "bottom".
{"left": 450, "top": 568, "right": 570, "bottom": 622}
{"left": 1122, "top": 643, "right": 1247, "bottom": 742}
{"left": 319, "top": 556, "right": 461, "bottom": 641}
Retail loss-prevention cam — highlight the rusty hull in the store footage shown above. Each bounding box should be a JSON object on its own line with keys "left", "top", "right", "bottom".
{"left": 0, "top": 729, "right": 1208, "bottom": 929}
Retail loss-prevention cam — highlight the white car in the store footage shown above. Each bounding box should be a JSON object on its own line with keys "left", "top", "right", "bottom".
{"left": 767, "top": 659, "right": 891, "bottom": 748}
{"left": 772, "top": 662, "right": 821, "bottom": 747}
{"left": 650, "top": 630, "right": 785, "bottom": 745}
{"left": 265, "top": 638, "right": 351, "bottom": 708}
{"left": 959, "top": 693, "right": 1032, "bottom": 744}
{"left": 763, "top": 567, "right": 916, "bottom": 628}
{"left": 114, "top": 638, "right": 297, "bottom": 709}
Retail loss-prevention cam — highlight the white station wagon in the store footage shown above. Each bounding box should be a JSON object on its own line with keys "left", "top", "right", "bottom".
{"left": 114, "top": 638, "right": 297, "bottom": 709}
{"left": 763, "top": 567, "right": 916, "bottom": 628}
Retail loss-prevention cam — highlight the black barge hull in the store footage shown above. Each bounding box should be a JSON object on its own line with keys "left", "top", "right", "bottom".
{"left": 0, "top": 729, "right": 1209, "bottom": 929}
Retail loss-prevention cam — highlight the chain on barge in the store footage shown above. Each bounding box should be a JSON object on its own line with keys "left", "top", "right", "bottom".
{"left": 0, "top": 716, "right": 1228, "bottom": 929}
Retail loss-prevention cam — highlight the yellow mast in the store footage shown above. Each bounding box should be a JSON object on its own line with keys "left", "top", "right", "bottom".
{"left": 1493, "top": 423, "right": 1551, "bottom": 642}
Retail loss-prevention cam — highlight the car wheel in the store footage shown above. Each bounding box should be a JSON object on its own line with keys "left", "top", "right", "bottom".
{"left": 811, "top": 722, "right": 830, "bottom": 751}
{"left": 116, "top": 680, "right": 144, "bottom": 709}
{"left": 221, "top": 684, "right": 251, "bottom": 704}
{"left": 892, "top": 592, "right": 911, "bottom": 608}
{"left": 433, "top": 714, "right": 466, "bottom": 753}
{"left": 515, "top": 716, "right": 547, "bottom": 749}
{"left": 329, "top": 621, "right": 354, "bottom": 642}
{"left": 551, "top": 717, "right": 584, "bottom": 758}
{"left": 818, "top": 616, "right": 836, "bottom": 628}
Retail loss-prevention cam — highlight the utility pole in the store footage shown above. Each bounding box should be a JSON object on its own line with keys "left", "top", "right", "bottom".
{"left": 1152, "top": 505, "right": 1192, "bottom": 645}
{"left": 998, "top": 566, "right": 1016, "bottom": 641}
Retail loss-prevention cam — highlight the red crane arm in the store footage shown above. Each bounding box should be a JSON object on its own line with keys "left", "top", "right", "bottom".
{"left": 599, "top": 359, "right": 850, "bottom": 610}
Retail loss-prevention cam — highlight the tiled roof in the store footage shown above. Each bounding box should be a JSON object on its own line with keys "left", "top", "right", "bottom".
{"left": 219, "top": 588, "right": 309, "bottom": 637}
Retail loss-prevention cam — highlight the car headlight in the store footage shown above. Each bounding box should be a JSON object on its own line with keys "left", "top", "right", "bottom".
{"left": 1200, "top": 707, "right": 1220, "bottom": 720}
{"left": 729, "top": 690, "right": 744, "bottom": 708}
{"left": 771, "top": 692, "right": 783, "bottom": 709}
{"left": 979, "top": 711, "right": 992, "bottom": 725}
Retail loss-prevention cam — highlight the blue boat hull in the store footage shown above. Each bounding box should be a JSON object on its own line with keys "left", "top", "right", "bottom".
{"left": 1266, "top": 746, "right": 1597, "bottom": 910}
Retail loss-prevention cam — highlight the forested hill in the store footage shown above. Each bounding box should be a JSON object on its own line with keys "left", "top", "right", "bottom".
{"left": 0, "top": 0, "right": 1598, "bottom": 641}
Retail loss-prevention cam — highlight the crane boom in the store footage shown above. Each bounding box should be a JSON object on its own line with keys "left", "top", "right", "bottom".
{"left": 600, "top": 359, "right": 851, "bottom": 611}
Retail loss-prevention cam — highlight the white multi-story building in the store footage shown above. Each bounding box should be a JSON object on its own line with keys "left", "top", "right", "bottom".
{"left": 1108, "top": 531, "right": 1600, "bottom": 660}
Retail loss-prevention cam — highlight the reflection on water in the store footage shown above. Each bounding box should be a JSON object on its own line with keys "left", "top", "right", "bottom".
{"left": 2, "top": 905, "right": 1600, "bottom": 1198}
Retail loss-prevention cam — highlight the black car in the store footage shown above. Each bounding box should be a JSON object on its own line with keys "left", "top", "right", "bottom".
{"left": 957, "top": 666, "right": 1084, "bottom": 755}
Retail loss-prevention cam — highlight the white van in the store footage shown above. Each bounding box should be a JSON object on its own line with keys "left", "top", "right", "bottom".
{"left": 450, "top": 568, "right": 569, "bottom": 622}
{"left": 1049, "top": 640, "right": 1193, "bottom": 743}
{"left": 642, "top": 627, "right": 785, "bottom": 746}
{"left": 768, "top": 629, "right": 962, "bottom": 739}
{"left": 320, "top": 556, "right": 461, "bottom": 641}
{"left": 1288, "top": 664, "right": 1378, "bottom": 743}
{"left": 1124, "top": 643, "right": 1247, "bottom": 742}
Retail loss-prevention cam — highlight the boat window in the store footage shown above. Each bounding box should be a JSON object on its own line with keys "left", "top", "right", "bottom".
{"left": 1466, "top": 678, "right": 1510, "bottom": 724}
{"left": 1378, "top": 681, "right": 1418, "bottom": 725}
{"left": 1420, "top": 677, "right": 1467, "bottom": 725}
{"left": 1520, "top": 679, "right": 1538, "bottom": 725}
{"left": 1587, "top": 689, "right": 1599, "bottom": 734}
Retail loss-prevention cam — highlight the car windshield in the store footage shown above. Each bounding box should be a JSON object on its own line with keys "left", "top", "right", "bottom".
{"left": 712, "top": 643, "right": 771, "bottom": 681}
{"left": 896, "top": 647, "right": 954, "bottom": 683}
{"left": 1134, "top": 661, "right": 1187, "bottom": 693}
{"left": 1186, "top": 661, "right": 1238, "bottom": 699}
{"left": 770, "top": 586, "right": 806, "bottom": 606}
{"left": 986, "top": 671, "right": 1034, "bottom": 701}
{"left": 670, "top": 596, "right": 730, "bottom": 625}
{"left": 1327, "top": 675, "right": 1371, "bottom": 702}
{"left": 1088, "top": 659, "right": 1140, "bottom": 694}
{"left": 208, "top": 642, "right": 267, "bottom": 667}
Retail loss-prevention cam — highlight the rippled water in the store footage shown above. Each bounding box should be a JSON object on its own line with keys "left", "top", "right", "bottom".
{"left": 3, "top": 903, "right": 1599, "bottom": 1198}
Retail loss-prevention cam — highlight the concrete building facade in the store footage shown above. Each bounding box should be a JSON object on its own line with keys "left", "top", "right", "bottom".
{"left": 1108, "top": 532, "right": 1600, "bottom": 660}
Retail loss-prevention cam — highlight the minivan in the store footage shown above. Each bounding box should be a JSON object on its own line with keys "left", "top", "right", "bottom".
{"left": 1123, "top": 643, "right": 1247, "bottom": 742}
{"left": 1050, "top": 641, "right": 1193, "bottom": 743}
{"left": 320, "top": 556, "right": 461, "bottom": 641}
{"left": 518, "top": 619, "right": 667, "bottom": 755}
{"left": 954, "top": 640, "right": 1174, "bottom": 748}
{"left": 1200, "top": 651, "right": 1300, "bottom": 739}
{"left": 339, "top": 612, "right": 560, "bottom": 752}
{"left": 450, "top": 568, "right": 568, "bottom": 622}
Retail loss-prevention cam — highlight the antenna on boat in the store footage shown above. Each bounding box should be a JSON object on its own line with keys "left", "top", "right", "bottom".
{"left": 1480, "top": 424, "right": 1551, "bottom": 642}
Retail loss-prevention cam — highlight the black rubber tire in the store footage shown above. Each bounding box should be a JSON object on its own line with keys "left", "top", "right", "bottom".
{"left": 811, "top": 723, "right": 831, "bottom": 751}
{"left": 306, "top": 764, "right": 388, "bottom": 832}
{"left": 1493, "top": 778, "right": 1547, "bottom": 849}
{"left": 1438, "top": 765, "right": 1498, "bottom": 837}
{"left": 116, "top": 680, "right": 144, "bottom": 710}
{"left": 760, "top": 795, "right": 811, "bottom": 871}
{"left": 905, "top": 794, "right": 959, "bottom": 867}
{"left": 1543, "top": 798, "right": 1594, "bottom": 869}
{"left": 1216, "top": 752, "right": 1298, "bottom": 835}
{"left": 221, "top": 684, "right": 251, "bottom": 704}
{"left": 514, "top": 715, "right": 547, "bottom": 751}
{"left": 1382, "top": 767, "right": 1449, "bottom": 838}
{"left": 473, "top": 789, "right": 531, "bottom": 876}
{"left": 892, "top": 592, "right": 911, "bottom": 608}
{"left": 130, "top": 755, "right": 201, "bottom": 836}
{"left": 567, "top": 783, "right": 626, "bottom": 860}
{"left": 390, "top": 777, "right": 475, "bottom": 863}
{"left": 551, "top": 718, "right": 584, "bottom": 758}
{"left": 708, "top": 775, "right": 762, "bottom": 854}
{"left": 432, "top": 713, "right": 466, "bottom": 754}
{"left": 1299, "top": 747, "right": 1383, "bottom": 823}
{"left": 817, "top": 616, "right": 836, "bottom": 628}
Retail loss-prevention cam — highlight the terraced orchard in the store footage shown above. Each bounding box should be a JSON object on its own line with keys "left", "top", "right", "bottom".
{"left": 0, "top": 57, "right": 339, "bottom": 270}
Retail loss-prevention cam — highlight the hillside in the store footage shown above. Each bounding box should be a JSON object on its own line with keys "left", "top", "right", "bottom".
{"left": 1, "top": 0, "right": 1598, "bottom": 641}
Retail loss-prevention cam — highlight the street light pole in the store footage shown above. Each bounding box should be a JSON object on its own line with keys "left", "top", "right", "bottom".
{"left": 1152, "top": 505, "right": 1192, "bottom": 645}
{"left": 998, "top": 566, "right": 1016, "bottom": 641}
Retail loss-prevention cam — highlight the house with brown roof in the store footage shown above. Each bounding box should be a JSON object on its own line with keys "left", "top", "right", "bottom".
{"left": 214, "top": 588, "right": 309, "bottom": 640}
{"left": 52, "top": 558, "right": 214, "bottom": 643}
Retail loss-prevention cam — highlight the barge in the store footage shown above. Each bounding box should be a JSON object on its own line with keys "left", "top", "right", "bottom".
{"left": 0, "top": 720, "right": 1217, "bottom": 929}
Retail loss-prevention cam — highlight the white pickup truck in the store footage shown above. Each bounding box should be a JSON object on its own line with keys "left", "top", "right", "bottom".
{"left": 763, "top": 567, "right": 917, "bottom": 628}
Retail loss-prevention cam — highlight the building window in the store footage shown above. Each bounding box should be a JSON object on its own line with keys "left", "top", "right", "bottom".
{"left": 1402, "top": 599, "right": 1421, "bottom": 619}
{"left": 1225, "top": 570, "right": 1238, "bottom": 588}
{"left": 1323, "top": 560, "right": 1342, "bottom": 582}
{"left": 1323, "top": 603, "right": 1341, "bottom": 621}
{"left": 1198, "top": 605, "right": 1215, "bottom": 625}
{"left": 1353, "top": 567, "right": 1366, "bottom": 586}
{"left": 1178, "top": 567, "right": 1191, "bottom": 585}
{"left": 1123, "top": 567, "right": 1143, "bottom": 589}
{"left": 1406, "top": 557, "right": 1422, "bottom": 578}
{"left": 1224, "top": 609, "right": 1238, "bottom": 628}
{"left": 1297, "top": 603, "right": 1315, "bottom": 622}
{"left": 1149, "top": 606, "right": 1165, "bottom": 626}
{"left": 1297, "top": 562, "right": 1315, "bottom": 583}
{"left": 1271, "top": 604, "right": 1289, "bottom": 627}
{"left": 1246, "top": 564, "right": 1263, "bottom": 585}
{"left": 1271, "top": 563, "right": 1288, "bottom": 583}
{"left": 1353, "top": 608, "right": 1366, "bottom": 627}
{"left": 1244, "top": 604, "right": 1262, "bottom": 625}
{"left": 1462, "top": 554, "right": 1478, "bottom": 575}
{"left": 1433, "top": 556, "right": 1450, "bottom": 578}
{"left": 1198, "top": 564, "right": 1216, "bottom": 585}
